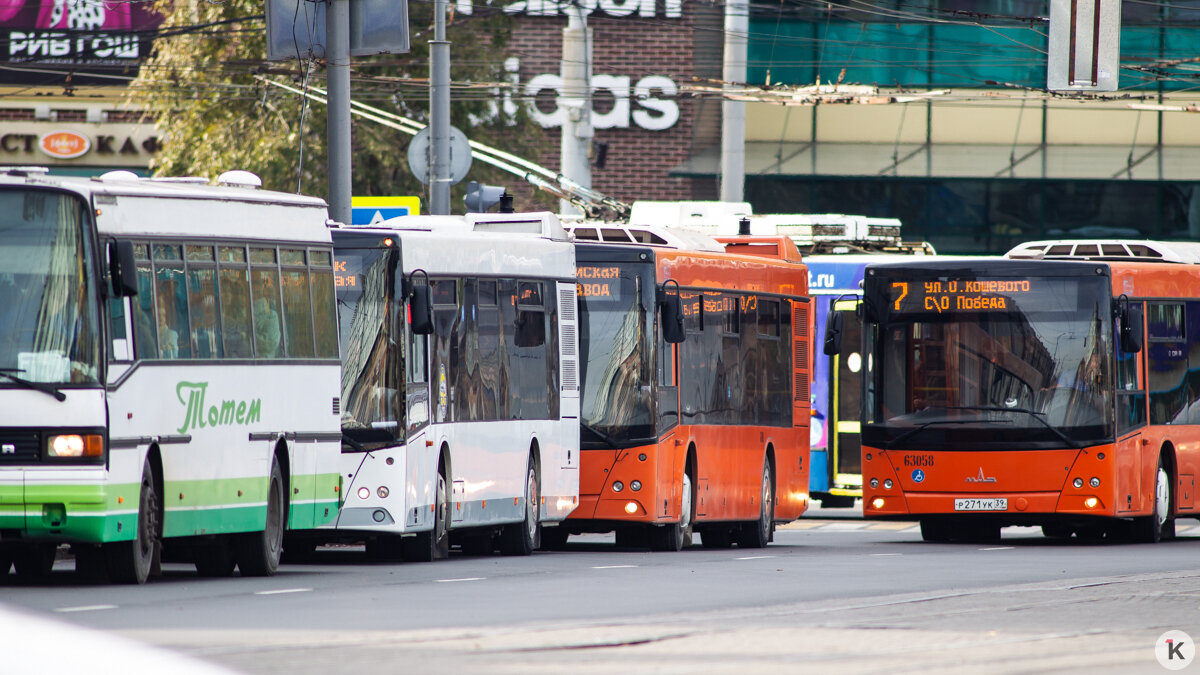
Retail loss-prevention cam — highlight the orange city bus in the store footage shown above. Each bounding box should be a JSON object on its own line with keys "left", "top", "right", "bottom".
{"left": 543, "top": 224, "right": 811, "bottom": 550}
{"left": 855, "top": 240, "right": 1200, "bottom": 542}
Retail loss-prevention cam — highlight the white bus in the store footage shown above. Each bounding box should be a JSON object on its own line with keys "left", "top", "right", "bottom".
{"left": 0, "top": 168, "right": 342, "bottom": 583}
{"left": 328, "top": 212, "right": 579, "bottom": 560}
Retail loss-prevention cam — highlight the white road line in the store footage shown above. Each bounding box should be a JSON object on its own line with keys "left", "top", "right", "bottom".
{"left": 434, "top": 577, "right": 485, "bottom": 583}
{"left": 591, "top": 565, "right": 638, "bottom": 569}
{"left": 734, "top": 556, "right": 776, "bottom": 560}
{"left": 870, "top": 553, "right": 902, "bottom": 557}
{"left": 54, "top": 605, "right": 117, "bottom": 613}
{"left": 980, "top": 546, "right": 1015, "bottom": 551}
{"left": 254, "top": 588, "right": 312, "bottom": 595}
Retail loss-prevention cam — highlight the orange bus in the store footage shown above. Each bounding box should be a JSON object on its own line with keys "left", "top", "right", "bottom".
{"left": 853, "top": 240, "right": 1200, "bottom": 542}
{"left": 545, "top": 224, "right": 811, "bottom": 550}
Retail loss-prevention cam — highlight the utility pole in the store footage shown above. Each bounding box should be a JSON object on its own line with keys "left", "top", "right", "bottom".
{"left": 720, "top": 0, "right": 747, "bottom": 203}
{"left": 429, "top": 0, "right": 451, "bottom": 214}
{"left": 326, "top": 0, "right": 352, "bottom": 225}
{"left": 559, "top": 5, "right": 593, "bottom": 216}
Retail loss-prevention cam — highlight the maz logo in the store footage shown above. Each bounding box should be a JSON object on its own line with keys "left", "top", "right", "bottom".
{"left": 964, "top": 467, "right": 997, "bottom": 483}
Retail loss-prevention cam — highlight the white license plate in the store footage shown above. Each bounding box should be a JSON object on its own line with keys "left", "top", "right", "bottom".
{"left": 954, "top": 498, "right": 1008, "bottom": 511}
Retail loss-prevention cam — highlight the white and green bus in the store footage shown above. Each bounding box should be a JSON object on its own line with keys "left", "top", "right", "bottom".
{"left": 0, "top": 168, "right": 342, "bottom": 583}
{"left": 328, "top": 212, "right": 579, "bottom": 560}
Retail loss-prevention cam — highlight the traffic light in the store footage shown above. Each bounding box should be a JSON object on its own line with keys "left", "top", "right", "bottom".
{"left": 464, "top": 182, "right": 507, "bottom": 213}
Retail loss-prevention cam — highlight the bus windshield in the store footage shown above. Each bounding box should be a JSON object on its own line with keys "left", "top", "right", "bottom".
{"left": 864, "top": 273, "right": 1114, "bottom": 449}
{"left": 577, "top": 260, "right": 655, "bottom": 447}
{"left": 0, "top": 189, "right": 101, "bottom": 386}
{"left": 335, "top": 242, "right": 403, "bottom": 444}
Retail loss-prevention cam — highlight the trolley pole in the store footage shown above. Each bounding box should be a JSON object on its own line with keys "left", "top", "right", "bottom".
{"left": 559, "top": 5, "right": 592, "bottom": 216}
{"left": 429, "top": 0, "right": 451, "bottom": 214}
{"left": 326, "top": 0, "right": 352, "bottom": 225}
{"left": 720, "top": 0, "right": 747, "bottom": 203}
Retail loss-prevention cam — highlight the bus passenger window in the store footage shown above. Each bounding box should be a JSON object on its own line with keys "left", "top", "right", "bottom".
{"left": 251, "top": 261, "right": 283, "bottom": 358}
{"left": 310, "top": 252, "right": 338, "bottom": 358}
{"left": 282, "top": 268, "right": 315, "bottom": 358}
{"left": 132, "top": 245, "right": 158, "bottom": 360}
{"left": 187, "top": 267, "right": 221, "bottom": 358}
{"left": 219, "top": 265, "right": 252, "bottom": 358}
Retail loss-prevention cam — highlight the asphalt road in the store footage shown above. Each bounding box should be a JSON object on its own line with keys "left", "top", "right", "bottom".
{"left": 4, "top": 515, "right": 1199, "bottom": 674}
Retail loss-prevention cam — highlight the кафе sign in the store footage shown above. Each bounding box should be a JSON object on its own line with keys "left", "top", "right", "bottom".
{"left": 0, "top": 123, "right": 159, "bottom": 167}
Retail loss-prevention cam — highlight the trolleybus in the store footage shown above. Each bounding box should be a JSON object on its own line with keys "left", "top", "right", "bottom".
{"left": 0, "top": 168, "right": 342, "bottom": 583}
{"left": 329, "top": 212, "right": 579, "bottom": 560}
{"left": 855, "top": 239, "right": 1200, "bottom": 542}
{"left": 550, "top": 223, "right": 811, "bottom": 550}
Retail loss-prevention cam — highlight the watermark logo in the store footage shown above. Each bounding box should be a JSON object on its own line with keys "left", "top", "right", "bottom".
{"left": 1156, "top": 630, "right": 1194, "bottom": 670}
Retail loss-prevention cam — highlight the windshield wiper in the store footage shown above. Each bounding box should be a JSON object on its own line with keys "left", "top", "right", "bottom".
{"left": 944, "top": 405, "right": 1081, "bottom": 448}
{"left": 885, "top": 418, "right": 981, "bottom": 448}
{"left": 580, "top": 422, "right": 621, "bottom": 448}
{"left": 0, "top": 368, "right": 66, "bottom": 402}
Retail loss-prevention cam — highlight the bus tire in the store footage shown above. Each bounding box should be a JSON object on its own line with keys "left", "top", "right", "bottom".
{"left": 1133, "top": 457, "right": 1173, "bottom": 543}
{"left": 737, "top": 460, "right": 773, "bottom": 548}
{"left": 652, "top": 471, "right": 694, "bottom": 552}
{"left": 194, "top": 541, "right": 236, "bottom": 577}
{"left": 13, "top": 544, "right": 56, "bottom": 578}
{"left": 234, "top": 459, "right": 285, "bottom": 576}
{"left": 500, "top": 460, "right": 541, "bottom": 556}
{"left": 105, "top": 457, "right": 159, "bottom": 585}
{"left": 404, "top": 471, "right": 450, "bottom": 562}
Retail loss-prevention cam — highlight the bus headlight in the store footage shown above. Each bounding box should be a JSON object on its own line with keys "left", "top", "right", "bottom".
{"left": 630, "top": 480, "right": 642, "bottom": 491}
{"left": 612, "top": 481, "right": 624, "bottom": 493}
{"left": 1073, "top": 478, "right": 1084, "bottom": 489}
{"left": 377, "top": 486, "right": 389, "bottom": 498}
{"left": 883, "top": 479, "right": 893, "bottom": 490}
{"left": 47, "top": 434, "right": 104, "bottom": 458}
{"left": 869, "top": 478, "right": 879, "bottom": 488}
{"left": 358, "top": 487, "right": 370, "bottom": 499}
{"left": 624, "top": 501, "right": 638, "bottom": 514}
{"left": 1089, "top": 477, "right": 1100, "bottom": 488}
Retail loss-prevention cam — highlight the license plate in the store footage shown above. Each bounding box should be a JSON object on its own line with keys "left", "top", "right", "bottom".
{"left": 954, "top": 498, "right": 1008, "bottom": 511}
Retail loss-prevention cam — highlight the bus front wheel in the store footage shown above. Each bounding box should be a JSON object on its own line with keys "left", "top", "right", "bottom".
{"left": 1133, "top": 458, "right": 1174, "bottom": 543}
{"left": 404, "top": 471, "right": 450, "bottom": 562}
{"left": 652, "top": 472, "right": 694, "bottom": 552}
{"left": 105, "top": 457, "right": 159, "bottom": 584}
{"left": 737, "top": 461, "right": 773, "bottom": 548}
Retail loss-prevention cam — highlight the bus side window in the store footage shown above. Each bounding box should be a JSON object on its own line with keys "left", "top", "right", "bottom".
{"left": 153, "top": 244, "right": 190, "bottom": 360}
{"left": 109, "top": 297, "right": 130, "bottom": 361}
{"left": 219, "top": 246, "right": 252, "bottom": 358}
{"left": 185, "top": 245, "right": 220, "bottom": 359}
{"left": 281, "top": 249, "right": 315, "bottom": 358}
{"left": 132, "top": 244, "right": 158, "bottom": 360}
{"left": 250, "top": 248, "right": 283, "bottom": 358}
{"left": 309, "top": 250, "right": 339, "bottom": 358}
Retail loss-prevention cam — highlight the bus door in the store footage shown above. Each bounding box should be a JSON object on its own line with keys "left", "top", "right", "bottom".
{"left": 829, "top": 298, "right": 863, "bottom": 495}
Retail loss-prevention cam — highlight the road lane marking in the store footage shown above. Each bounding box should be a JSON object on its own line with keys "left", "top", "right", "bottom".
{"left": 870, "top": 553, "right": 902, "bottom": 557}
{"left": 54, "top": 605, "right": 117, "bottom": 613}
{"left": 735, "top": 556, "right": 775, "bottom": 560}
{"left": 979, "top": 546, "right": 1014, "bottom": 551}
{"left": 435, "top": 577, "right": 485, "bottom": 583}
{"left": 592, "top": 565, "right": 637, "bottom": 569}
{"left": 254, "top": 588, "right": 312, "bottom": 595}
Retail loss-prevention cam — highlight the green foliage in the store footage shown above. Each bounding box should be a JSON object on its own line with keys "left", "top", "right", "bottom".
{"left": 129, "top": 0, "right": 553, "bottom": 212}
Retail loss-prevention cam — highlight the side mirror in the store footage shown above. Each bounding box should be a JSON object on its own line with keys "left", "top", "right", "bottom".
{"left": 108, "top": 240, "right": 138, "bottom": 297}
{"left": 408, "top": 272, "right": 434, "bottom": 335}
{"left": 659, "top": 289, "right": 685, "bottom": 344}
{"left": 823, "top": 310, "right": 843, "bottom": 356}
{"left": 1120, "top": 304, "right": 1143, "bottom": 353}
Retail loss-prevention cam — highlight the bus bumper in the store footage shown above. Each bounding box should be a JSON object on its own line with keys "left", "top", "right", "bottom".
{"left": 864, "top": 491, "right": 1115, "bottom": 518}
{"left": 0, "top": 469, "right": 132, "bottom": 543}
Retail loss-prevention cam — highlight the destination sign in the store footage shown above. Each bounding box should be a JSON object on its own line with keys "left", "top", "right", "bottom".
{"left": 333, "top": 257, "right": 360, "bottom": 289}
{"left": 889, "top": 279, "right": 1032, "bottom": 314}
{"left": 577, "top": 265, "right": 622, "bottom": 301}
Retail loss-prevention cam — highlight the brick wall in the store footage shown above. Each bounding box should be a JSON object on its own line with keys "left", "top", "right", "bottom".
{"left": 505, "top": 0, "right": 721, "bottom": 208}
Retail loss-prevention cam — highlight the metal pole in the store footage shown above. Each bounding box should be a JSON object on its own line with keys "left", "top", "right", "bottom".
{"left": 326, "top": 0, "right": 352, "bottom": 224}
{"left": 721, "top": 0, "right": 747, "bottom": 203}
{"left": 430, "top": 0, "right": 451, "bottom": 214}
{"left": 559, "top": 6, "right": 592, "bottom": 216}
